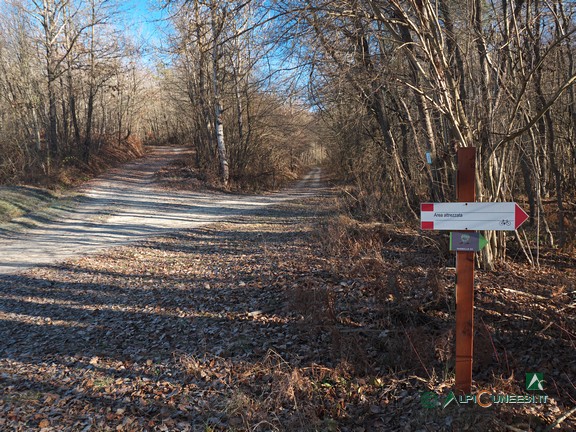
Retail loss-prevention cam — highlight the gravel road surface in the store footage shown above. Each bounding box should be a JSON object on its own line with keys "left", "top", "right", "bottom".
{"left": 0, "top": 147, "right": 323, "bottom": 275}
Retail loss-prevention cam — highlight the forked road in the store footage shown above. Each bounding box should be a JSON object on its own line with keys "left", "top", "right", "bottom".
{"left": 0, "top": 147, "right": 324, "bottom": 275}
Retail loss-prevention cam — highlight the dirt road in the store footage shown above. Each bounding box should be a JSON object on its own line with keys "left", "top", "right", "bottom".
{"left": 0, "top": 147, "right": 323, "bottom": 275}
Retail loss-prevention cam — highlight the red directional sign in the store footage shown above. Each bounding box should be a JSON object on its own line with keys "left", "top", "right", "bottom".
{"left": 420, "top": 202, "right": 529, "bottom": 231}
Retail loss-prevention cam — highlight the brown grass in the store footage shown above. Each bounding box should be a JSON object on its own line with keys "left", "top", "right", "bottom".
{"left": 292, "top": 201, "right": 576, "bottom": 430}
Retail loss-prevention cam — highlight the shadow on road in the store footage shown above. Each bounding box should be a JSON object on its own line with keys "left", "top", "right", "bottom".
{"left": 0, "top": 144, "right": 327, "bottom": 275}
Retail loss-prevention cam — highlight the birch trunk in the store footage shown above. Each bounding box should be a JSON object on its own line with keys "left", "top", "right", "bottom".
{"left": 211, "top": 5, "right": 229, "bottom": 186}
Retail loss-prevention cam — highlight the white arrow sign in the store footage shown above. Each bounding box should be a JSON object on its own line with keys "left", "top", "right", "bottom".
{"left": 420, "top": 202, "right": 529, "bottom": 231}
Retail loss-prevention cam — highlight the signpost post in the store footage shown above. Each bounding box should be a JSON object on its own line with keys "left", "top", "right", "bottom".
{"left": 455, "top": 147, "right": 475, "bottom": 396}
{"left": 419, "top": 147, "right": 529, "bottom": 395}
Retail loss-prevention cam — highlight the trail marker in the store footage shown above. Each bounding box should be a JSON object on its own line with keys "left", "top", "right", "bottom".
{"left": 450, "top": 232, "right": 488, "bottom": 252}
{"left": 420, "top": 202, "right": 528, "bottom": 231}
{"left": 419, "top": 148, "right": 529, "bottom": 395}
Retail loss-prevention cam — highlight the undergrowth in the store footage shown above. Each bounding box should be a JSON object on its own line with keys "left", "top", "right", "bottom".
{"left": 0, "top": 136, "right": 144, "bottom": 189}
{"left": 285, "top": 203, "right": 576, "bottom": 431}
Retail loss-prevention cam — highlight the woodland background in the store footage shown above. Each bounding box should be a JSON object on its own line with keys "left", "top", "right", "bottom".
{"left": 1, "top": 0, "right": 575, "bottom": 263}
{"left": 1, "top": 2, "right": 576, "bottom": 430}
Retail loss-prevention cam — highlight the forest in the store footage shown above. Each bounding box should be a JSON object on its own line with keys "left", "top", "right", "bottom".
{"left": 0, "top": 1, "right": 575, "bottom": 431}
{"left": 1, "top": 0, "right": 575, "bottom": 262}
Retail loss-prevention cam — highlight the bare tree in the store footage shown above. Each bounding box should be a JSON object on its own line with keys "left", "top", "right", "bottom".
{"left": 0, "top": 0, "right": 148, "bottom": 182}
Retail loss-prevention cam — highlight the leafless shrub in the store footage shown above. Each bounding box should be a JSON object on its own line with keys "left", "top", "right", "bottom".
{"left": 290, "top": 278, "right": 337, "bottom": 325}
{"left": 427, "top": 267, "right": 449, "bottom": 306}
{"left": 316, "top": 214, "right": 393, "bottom": 261}
{"left": 434, "top": 329, "right": 454, "bottom": 364}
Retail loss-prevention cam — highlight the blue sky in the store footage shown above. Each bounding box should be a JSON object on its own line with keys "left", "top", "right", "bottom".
{"left": 118, "top": 0, "right": 172, "bottom": 54}
{"left": 115, "top": 0, "right": 305, "bottom": 95}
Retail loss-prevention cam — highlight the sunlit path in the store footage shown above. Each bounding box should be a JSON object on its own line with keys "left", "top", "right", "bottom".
{"left": 0, "top": 147, "right": 325, "bottom": 275}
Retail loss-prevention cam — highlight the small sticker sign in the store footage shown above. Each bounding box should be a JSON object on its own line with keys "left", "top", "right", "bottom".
{"left": 449, "top": 232, "right": 488, "bottom": 252}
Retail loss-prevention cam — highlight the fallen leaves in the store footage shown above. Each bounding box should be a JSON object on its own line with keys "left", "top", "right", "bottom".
{"left": 0, "top": 195, "right": 574, "bottom": 431}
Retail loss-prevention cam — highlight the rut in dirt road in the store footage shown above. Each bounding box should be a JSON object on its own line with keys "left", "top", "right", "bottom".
{"left": 0, "top": 147, "right": 325, "bottom": 275}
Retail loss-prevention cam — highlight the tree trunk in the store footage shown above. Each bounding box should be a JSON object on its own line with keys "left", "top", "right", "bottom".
{"left": 84, "top": 89, "right": 94, "bottom": 162}
{"left": 47, "top": 58, "right": 59, "bottom": 160}
{"left": 211, "top": 5, "right": 229, "bottom": 186}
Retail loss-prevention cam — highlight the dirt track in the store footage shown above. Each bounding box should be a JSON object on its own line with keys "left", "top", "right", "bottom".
{"left": 0, "top": 147, "right": 323, "bottom": 275}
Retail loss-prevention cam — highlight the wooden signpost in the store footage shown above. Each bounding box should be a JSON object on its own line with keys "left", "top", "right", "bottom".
{"left": 455, "top": 147, "right": 476, "bottom": 395}
{"left": 419, "top": 147, "right": 529, "bottom": 395}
